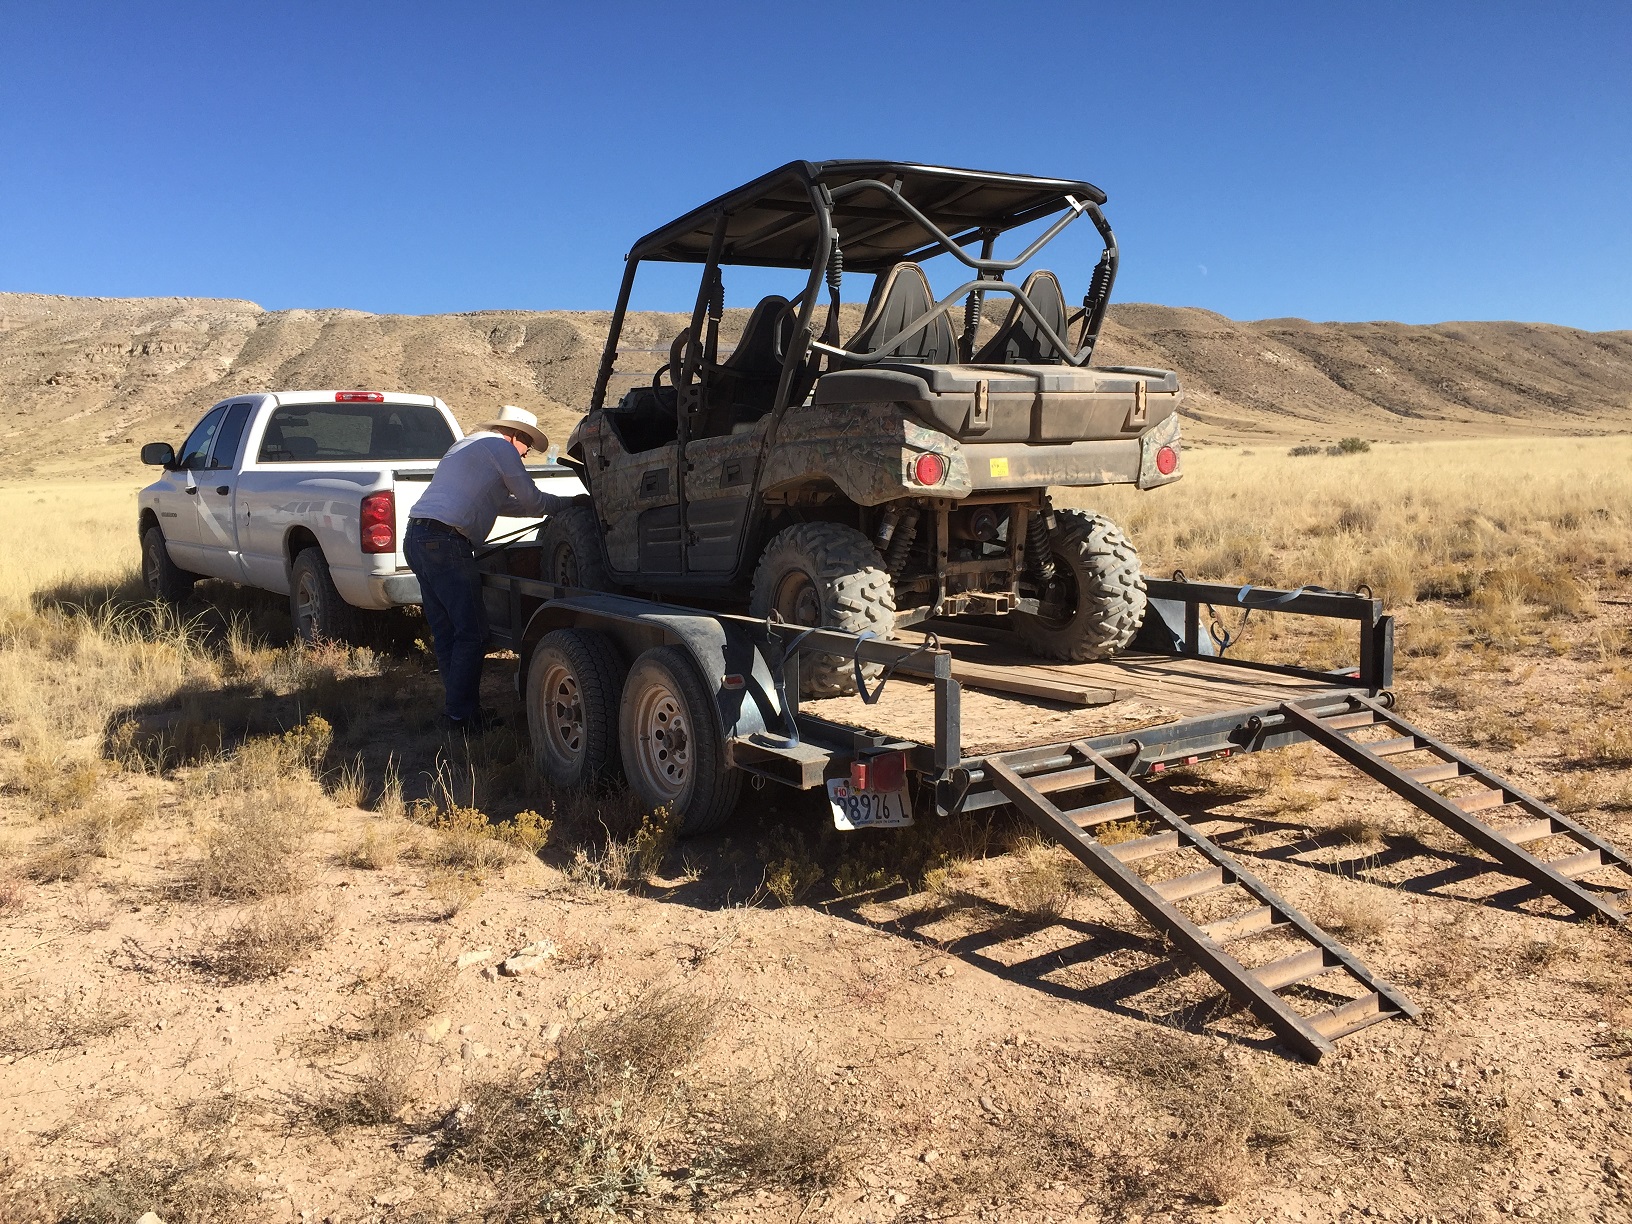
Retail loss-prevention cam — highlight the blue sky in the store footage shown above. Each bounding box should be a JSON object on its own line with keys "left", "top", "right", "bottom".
{"left": 2, "top": 1, "right": 1628, "bottom": 329}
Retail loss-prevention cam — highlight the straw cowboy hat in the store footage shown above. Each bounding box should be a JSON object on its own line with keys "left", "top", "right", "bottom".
{"left": 472, "top": 405, "right": 550, "bottom": 451}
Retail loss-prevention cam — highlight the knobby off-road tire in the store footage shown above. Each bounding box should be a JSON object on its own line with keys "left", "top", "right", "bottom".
{"left": 748, "top": 522, "right": 896, "bottom": 699}
{"left": 1014, "top": 510, "right": 1147, "bottom": 662}
{"left": 526, "top": 628, "right": 627, "bottom": 790}
{"left": 618, "top": 645, "right": 742, "bottom": 836}
{"left": 538, "top": 502, "right": 615, "bottom": 591}
{"left": 141, "top": 525, "right": 198, "bottom": 605}
{"left": 290, "top": 547, "right": 361, "bottom": 645}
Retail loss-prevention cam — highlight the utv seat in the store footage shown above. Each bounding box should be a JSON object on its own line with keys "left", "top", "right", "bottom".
{"left": 843, "top": 262, "right": 957, "bottom": 365}
{"left": 699, "top": 294, "right": 791, "bottom": 436}
{"left": 972, "top": 269, "right": 1071, "bottom": 365}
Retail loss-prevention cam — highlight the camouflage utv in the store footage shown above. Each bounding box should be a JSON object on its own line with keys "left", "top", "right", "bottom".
{"left": 551, "top": 160, "right": 1183, "bottom": 695}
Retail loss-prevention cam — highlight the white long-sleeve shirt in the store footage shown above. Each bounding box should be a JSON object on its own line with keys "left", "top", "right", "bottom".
{"left": 412, "top": 432, "right": 573, "bottom": 542}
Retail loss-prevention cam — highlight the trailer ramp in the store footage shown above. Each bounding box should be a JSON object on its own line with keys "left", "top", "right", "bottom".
{"left": 987, "top": 742, "right": 1418, "bottom": 1061}
{"left": 1281, "top": 695, "right": 1632, "bottom": 925}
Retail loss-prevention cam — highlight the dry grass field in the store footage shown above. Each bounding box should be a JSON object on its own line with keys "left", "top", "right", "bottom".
{"left": 2, "top": 437, "right": 1631, "bottom": 1223}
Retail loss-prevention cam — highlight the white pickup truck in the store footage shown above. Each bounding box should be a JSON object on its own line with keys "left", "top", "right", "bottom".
{"left": 137, "top": 390, "right": 584, "bottom": 640}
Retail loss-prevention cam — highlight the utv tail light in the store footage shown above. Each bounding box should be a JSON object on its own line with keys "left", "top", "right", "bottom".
{"left": 1155, "top": 445, "right": 1178, "bottom": 475}
{"left": 361, "top": 490, "right": 396, "bottom": 553}
{"left": 912, "top": 452, "right": 947, "bottom": 486}
{"left": 336, "top": 391, "right": 385, "bottom": 403}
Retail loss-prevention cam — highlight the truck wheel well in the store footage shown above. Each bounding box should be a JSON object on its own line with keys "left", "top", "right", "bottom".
{"left": 137, "top": 508, "right": 159, "bottom": 537}
{"left": 285, "top": 526, "right": 322, "bottom": 570}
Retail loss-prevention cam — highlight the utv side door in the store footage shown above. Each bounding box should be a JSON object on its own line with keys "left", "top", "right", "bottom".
{"left": 580, "top": 404, "right": 681, "bottom": 575}
{"left": 682, "top": 422, "right": 766, "bottom": 573}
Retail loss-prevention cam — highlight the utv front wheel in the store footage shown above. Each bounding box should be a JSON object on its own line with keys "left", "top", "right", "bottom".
{"left": 1013, "top": 510, "right": 1146, "bottom": 662}
{"left": 748, "top": 522, "right": 896, "bottom": 698}
{"left": 538, "top": 502, "right": 614, "bottom": 591}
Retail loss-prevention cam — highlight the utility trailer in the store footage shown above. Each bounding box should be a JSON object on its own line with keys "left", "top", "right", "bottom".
{"left": 480, "top": 553, "right": 1632, "bottom": 1061}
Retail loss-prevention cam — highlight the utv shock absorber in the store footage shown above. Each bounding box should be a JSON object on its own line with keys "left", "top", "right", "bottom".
{"left": 873, "top": 505, "right": 902, "bottom": 553}
{"left": 884, "top": 507, "right": 920, "bottom": 577}
{"left": 1079, "top": 251, "right": 1113, "bottom": 350}
{"left": 1026, "top": 509, "right": 1057, "bottom": 582}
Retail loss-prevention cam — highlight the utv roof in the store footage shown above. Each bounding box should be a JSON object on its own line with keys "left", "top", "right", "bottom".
{"left": 627, "top": 160, "right": 1108, "bottom": 273}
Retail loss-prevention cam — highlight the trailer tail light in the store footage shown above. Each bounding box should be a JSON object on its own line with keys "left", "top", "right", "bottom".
{"left": 912, "top": 452, "right": 947, "bottom": 486}
{"left": 1156, "top": 445, "right": 1178, "bottom": 475}
{"left": 851, "top": 750, "right": 906, "bottom": 792}
{"left": 361, "top": 491, "right": 396, "bottom": 553}
{"left": 336, "top": 391, "right": 385, "bottom": 403}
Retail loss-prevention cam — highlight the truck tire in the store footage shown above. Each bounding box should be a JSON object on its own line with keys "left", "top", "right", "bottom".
{"left": 290, "top": 547, "right": 360, "bottom": 645}
{"left": 748, "top": 522, "right": 896, "bottom": 699}
{"left": 141, "top": 525, "right": 199, "bottom": 605}
{"left": 526, "top": 628, "right": 626, "bottom": 790}
{"left": 538, "top": 502, "right": 615, "bottom": 591}
{"left": 1014, "top": 510, "right": 1146, "bottom": 662}
{"left": 618, "top": 645, "right": 741, "bottom": 835}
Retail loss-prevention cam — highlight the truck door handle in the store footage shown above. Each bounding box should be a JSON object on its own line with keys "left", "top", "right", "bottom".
{"left": 215, "top": 486, "right": 230, "bottom": 495}
{"left": 185, "top": 487, "right": 199, "bottom": 495}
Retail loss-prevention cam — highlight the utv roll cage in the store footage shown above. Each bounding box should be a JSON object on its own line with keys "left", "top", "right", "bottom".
{"left": 588, "top": 159, "right": 1122, "bottom": 418}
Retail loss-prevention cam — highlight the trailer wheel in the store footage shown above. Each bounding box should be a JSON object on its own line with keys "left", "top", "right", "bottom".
{"left": 526, "top": 628, "right": 626, "bottom": 790}
{"left": 748, "top": 522, "right": 896, "bottom": 698}
{"left": 1014, "top": 510, "right": 1146, "bottom": 662}
{"left": 141, "top": 525, "right": 198, "bottom": 605}
{"left": 618, "top": 645, "right": 741, "bottom": 835}
{"left": 290, "top": 547, "right": 360, "bottom": 645}
{"left": 538, "top": 502, "right": 615, "bottom": 590}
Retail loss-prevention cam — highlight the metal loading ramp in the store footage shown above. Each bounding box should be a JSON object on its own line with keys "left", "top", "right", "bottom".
{"left": 987, "top": 741, "right": 1420, "bottom": 1062}
{"left": 1281, "top": 695, "right": 1632, "bottom": 925}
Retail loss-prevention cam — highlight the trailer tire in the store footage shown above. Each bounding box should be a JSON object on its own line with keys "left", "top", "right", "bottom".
{"left": 1014, "top": 510, "right": 1146, "bottom": 662}
{"left": 618, "top": 645, "right": 741, "bottom": 835}
{"left": 141, "top": 526, "right": 198, "bottom": 606}
{"left": 538, "top": 502, "right": 615, "bottom": 591}
{"left": 290, "top": 547, "right": 360, "bottom": 645}
{"left": 526, "top": 628, "right": 626, "bottom": 790}
{"left": 748, "top": 522, "right": 896, "bottom": 698}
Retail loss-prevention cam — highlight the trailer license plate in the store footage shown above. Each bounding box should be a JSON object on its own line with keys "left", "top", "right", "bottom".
{"left": 826, "top": 779, "right": 913, "bottom": 830}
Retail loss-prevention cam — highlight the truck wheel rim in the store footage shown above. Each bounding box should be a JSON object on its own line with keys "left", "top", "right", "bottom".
{"left": 294, "top": 572, "right": 320, "bottom": 637}
{"left": 630, "top": 679, "right": 689, "bottom": 801}
{"left": 541, "top": 662, "right": 584, "bottom": 763}
{"left": 143, "top": 538, "right": 161, "bottom": 595}
{"left": 773, "top": 570, "right": 822, "bottom": 627}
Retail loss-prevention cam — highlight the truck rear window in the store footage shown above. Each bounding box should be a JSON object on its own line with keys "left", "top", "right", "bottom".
{"left": 257, "top": 404, "right": 456, "bottom": 463}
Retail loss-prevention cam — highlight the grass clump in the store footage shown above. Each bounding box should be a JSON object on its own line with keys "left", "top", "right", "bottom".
{"left": 444, "top": 987, "right": 711, "bottom": 1221}
{"left": 194, "top": 899, "right": 332, "bottom": 981}
{"left": 294, "top": 1040, "right": 420, "bottom": 1132}
{"left": 185, "top": 794, "right": 311, "bottom": 900}
{"left": 0, "top": 991, "right": 130, "bottom": 1060}
{"left": 22, "top": 801, "right": 145, "bottom": 883}
{"left": 27, "top": 1136, "right": 259, "bottom": 1224}
{"left": 713, "top": 1046, "right": 855, "bottom": 1190}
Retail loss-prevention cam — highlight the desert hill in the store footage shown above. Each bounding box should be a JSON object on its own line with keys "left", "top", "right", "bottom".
{"left": 2, "top": 291, "right": 1629, "bottom": 476}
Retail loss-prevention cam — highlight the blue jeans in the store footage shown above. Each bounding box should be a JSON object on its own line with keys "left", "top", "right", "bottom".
{"left": 404, "top": 519, "right": 488, "bottom": 723}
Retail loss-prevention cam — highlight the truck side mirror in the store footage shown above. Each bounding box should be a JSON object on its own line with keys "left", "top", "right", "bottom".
{"left": 140, "top": 442, "right": 177, "bottom": 467}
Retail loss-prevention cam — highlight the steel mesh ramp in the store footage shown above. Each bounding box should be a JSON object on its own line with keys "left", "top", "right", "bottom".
{"left": 1281, "top": 695, "right": 1632, "bottom": 924}
{"left": 986, "top": 741, "right": 1418, "bottom": 1060}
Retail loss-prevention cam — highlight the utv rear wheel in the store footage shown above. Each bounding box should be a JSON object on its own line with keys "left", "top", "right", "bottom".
{"left": 141, "top": 526, "right": 198, "bottom": 605}
{"left": 1014, "top": 510, "right": 1146, "bottom": 662}
{"left": 619, "top": 645, "right": 741, "bottom": 835}
{"left": 526, "top": 628, "right": 626, "bottom": 790}
{"left": 748, "top": 522, "right": 896, "bottom": 699}
{"left": 538, "top": 502, "right": 614, "bottom": 591}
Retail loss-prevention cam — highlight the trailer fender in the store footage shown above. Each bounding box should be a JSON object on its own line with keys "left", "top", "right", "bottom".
{"left": 516, "top": 593, "right": 784, "bottom": 745}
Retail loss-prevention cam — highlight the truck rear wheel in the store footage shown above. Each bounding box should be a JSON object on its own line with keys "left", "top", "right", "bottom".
{"left": 1014, "top": 510, "right": 1146, "bottom": 662}
{"left": 618, "top": 645, "right": 741, "bottom": 835}
{"left": 290, "top": 547, "right": 360, "bottom": 645}
{"left": 538, "top": 502, "right": 614, "bottom": 591}
{"left": 748, "top": 522, "right": 896, "bottom": 698}
{"left": 141, "top": 525, "right": 198, "bottom": 605}
{"left": 526, "top": 628, "right": 626, "bottom": 790}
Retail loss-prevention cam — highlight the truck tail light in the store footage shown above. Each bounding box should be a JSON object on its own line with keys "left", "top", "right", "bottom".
{"left": 361, "top": 491, "right": 395, "bottom": 554}
{"left": 1156, "top": 445, "right": 1178, "bottom": 475}
{"left": 336, "top": 391, "right": 384, "bottom": 403}
{"left": 912, "top": 452, "right": 947, "bottom": 486}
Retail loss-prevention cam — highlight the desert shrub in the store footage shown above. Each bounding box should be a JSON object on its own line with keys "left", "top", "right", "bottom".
{"left": 0, "top": 990, "right": 130, "bottom": 1059}
{"left": 713, "top": 1046, "right": 855, "bottom": 1189}
{"left": 29, "top": 1136, "right": 257, "bottom": 1224}
{"left": 23, "top": 801, "right": 145, "bottom": 882}
{"left": 295, "top": 1040, "right": 419, "bottom": 1132}
{"left": 340, "top": 822, "right": 401, "bottom": 870}
{"left": 1314, "top": 883, "right": 1391, "bottom": 941}
{"left": 1328, "top": 436, "right": 1371, "bottom": 455}
{"left": 759, "top": 829, "right": 823, "bottom": 906}
{"left": 1002, "top": 839, "right": 1078, "bottom": 923}
{"left": 195, "top": 900, "right": 331, "bottom": 981}
{"left": 444, "top": 987, "right": 711, "bottom": 1220}
{"left": 1287, "top": 444, "right": 1322, "bottom": 457}
{"left": 185, "top": 793, "right": 311, "bottom": 900}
